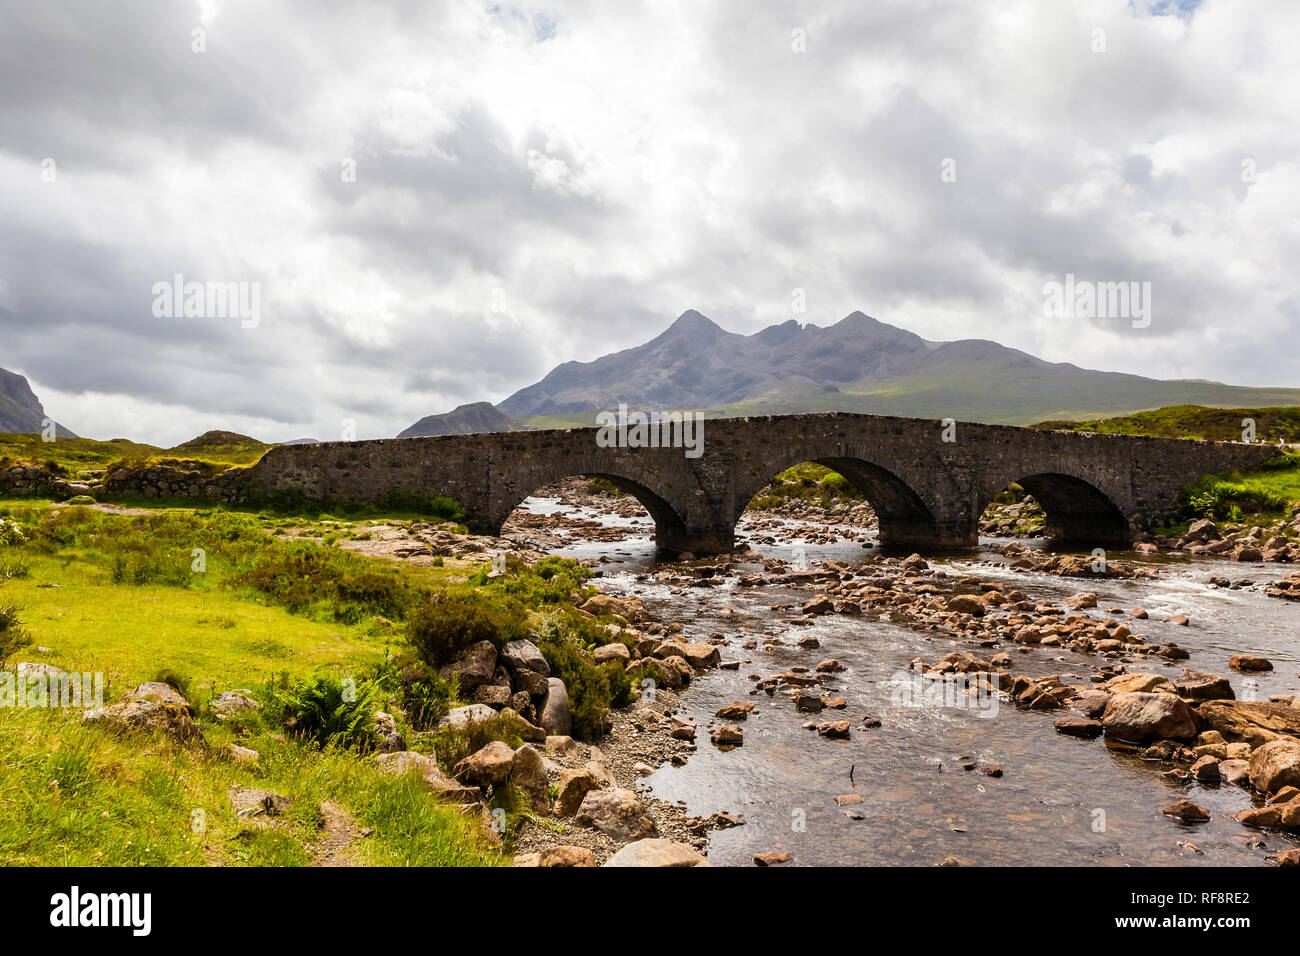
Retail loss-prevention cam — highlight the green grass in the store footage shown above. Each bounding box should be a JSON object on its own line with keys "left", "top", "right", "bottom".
{"left": 1033, "top": 404, "right": 1300, "bottom": 443}
{"left": 0, "top": 708, "right": 501, "bottom": 866}
{"left": 1177, "top": 454, "right": 1300, "bottom": 522}
{"left": 746, "top": 462, "right": 863, "bottom": 509}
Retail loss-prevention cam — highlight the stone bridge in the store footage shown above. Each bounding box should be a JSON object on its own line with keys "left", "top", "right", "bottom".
{"left": 246, "top": 412, "right": 1278, "bottom": 556}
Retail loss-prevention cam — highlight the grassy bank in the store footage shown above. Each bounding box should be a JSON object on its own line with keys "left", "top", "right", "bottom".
{"left": 0, "top": 498, "right": 636, "bottom": 866}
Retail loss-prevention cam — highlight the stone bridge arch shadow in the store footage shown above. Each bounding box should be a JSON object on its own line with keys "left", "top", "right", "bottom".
{"left": 734, "top": 453, "right": 960, "bottom": 553}
{"left": 483, "top": 469, "right": 694, "bottom": 553}
{"left": 978, "top": 471, "right": 1132, "bottom": 548}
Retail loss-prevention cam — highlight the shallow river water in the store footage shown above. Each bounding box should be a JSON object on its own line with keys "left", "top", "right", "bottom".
{"left": 525, "top": 498, "right": 1300, "bottom": 866}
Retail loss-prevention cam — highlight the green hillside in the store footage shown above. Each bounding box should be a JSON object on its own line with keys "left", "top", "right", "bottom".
{"left": 1032, "top": 405, "right": 1300, "bottom": 442}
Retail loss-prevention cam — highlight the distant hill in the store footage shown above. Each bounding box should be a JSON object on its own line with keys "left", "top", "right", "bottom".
{"left": 488, "top": 310, "right": 1300, "bottom": 428}
{"left": 1034, "top": 405, "right": 1300, "bottom": 443}
{"left": 398, "top": 402, "right": 524, "bottom": 439}
{"left": 0, "top": 367, "right": 77, "bottom": 438}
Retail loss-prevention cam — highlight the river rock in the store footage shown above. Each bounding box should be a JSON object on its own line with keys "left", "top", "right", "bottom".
{"left": 539, "top": 845, "right": 598, "bottom": 867}
{"left": 817, "top": 720, "right": 851, "bottom": 739}
{"left": 604, "top": 838, "right": 709, "bottom": 867}
{"left": 1054, "top": 716, "right": 1103, "bottom": 739}
{"left": 715, "top": 701, "right": 754, "bottom": 719}
{"left": 711, "top": 724, "right": 744, "bottom": 746}
{"left": 1191, "top": 755, "right": 1220, "bottom": 781}
{"left": 1249, "top": 739, "right": 1300, "bottom": 794}
{"left": 1105, "top": 673, "right": 1175, "bottom": 695}
{"left": 946, "top": 595, "right": 985, "bottom": 616}
{"left": 554, "top": 767, "right": 602, "bottom": 816}
{"left": 1173, "top": 670, "right": 1235, "bottom": 701}
{"left": 540, "top": 678, "right": 571, "bottom": 736}
{"left": 1101, "top": 692, "right": 1197, "bottom": 743}
{"left": 576, "top": 788, "right": 657, "bottom": 841}
{"left": 1161, "top": 799, "right": 1210, "bottom": 822}
{"left": 1197, "top": 700, "right": 1300, "bottom": 744}
{"left": 1229, "top": 655, "right": 1273, "bottom": 672}
{"left": 1219, "top": 758, "right": 1251, "bottom": 786}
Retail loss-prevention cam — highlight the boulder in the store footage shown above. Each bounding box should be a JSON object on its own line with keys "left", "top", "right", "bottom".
{"left": 1101, "top": 692, "right": 1198, "bottom": 743}
{"left": 1229, "top": 655, "right": 1273, "bottom": 673}
{"left": 439, "top": 703, "right": 499, "bottom": 729}
{"left": 539, "top": 678, "right": 571, "bottom": 736}
{"left": 437, "top": 641, "right": 497, "bottom": 692}
{"left": 511, "top": 744, "right": 551, "bottom": 812}
{"left": 593, "top": 642, "right": 631, "bottom": 665}
{"left": 370, "top": 751, "right": 481, "bottom": 802}
{"left": 604, "top": 838, "right": 709, "bottom": 867}
{"left": 579, "top": 593, "right": 647, "bottom": 622}
{"left": 83, "top": 683, "right": 201, "bottom": 742}
{"left": 210, "top": 690, "right": 260, "bottom": 720}
{"left": 575, "top": 788, "right": 656, "bottom": 841}
{"left": 500, "top": 639, "right": 550, "bottom": 675}
{"left": 454, "top": 741, "right": 516, "bottom": 788}
{"left": 371, "top": 710, "right": 405, "bottom": 752}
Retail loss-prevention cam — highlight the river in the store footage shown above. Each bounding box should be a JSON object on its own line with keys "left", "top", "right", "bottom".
{"left": 519, "top": 496, "right": 1300, "bottom": 866}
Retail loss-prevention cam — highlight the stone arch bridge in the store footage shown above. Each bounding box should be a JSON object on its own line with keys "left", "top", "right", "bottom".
{"left": 246, "top": 413, "right": 1277, "bottom": 556}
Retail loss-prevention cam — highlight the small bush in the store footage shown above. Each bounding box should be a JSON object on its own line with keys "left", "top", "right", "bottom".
{"left": 406, "top": 591, "right": 523, "bottom": 669}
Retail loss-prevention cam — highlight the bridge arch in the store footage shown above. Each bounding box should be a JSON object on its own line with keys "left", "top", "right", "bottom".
{"left": 735, "top": 452, "right": 959, "bottom": 550}
{"left": 483, "top": 467, "right": 695, "bottom": 553}
{"left": 978, "top": 471, "right": 1131, "bottom": 546}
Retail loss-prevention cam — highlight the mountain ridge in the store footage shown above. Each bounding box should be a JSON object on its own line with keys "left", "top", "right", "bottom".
{"left": 399, "top": 311, "right": 1300, "bottom": 436}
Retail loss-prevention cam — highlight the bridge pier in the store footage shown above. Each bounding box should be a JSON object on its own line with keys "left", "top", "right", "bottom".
{"left": 654, "top": 522, "right": 735, "bottom": 557}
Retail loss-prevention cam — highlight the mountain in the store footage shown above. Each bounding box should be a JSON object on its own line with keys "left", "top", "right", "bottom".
{"left": 0, "top": 366, "right": 77, "bottom": 437}
{"left": 489, "top": 311, "right": 1300, "bottom": 427}
{"left": 398, "top": 401, "right": 524, "bottom": 439}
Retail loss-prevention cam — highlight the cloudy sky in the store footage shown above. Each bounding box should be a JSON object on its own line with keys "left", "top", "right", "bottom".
{"left": 2, "top": 0, "right": 1297, "bottom": 444}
